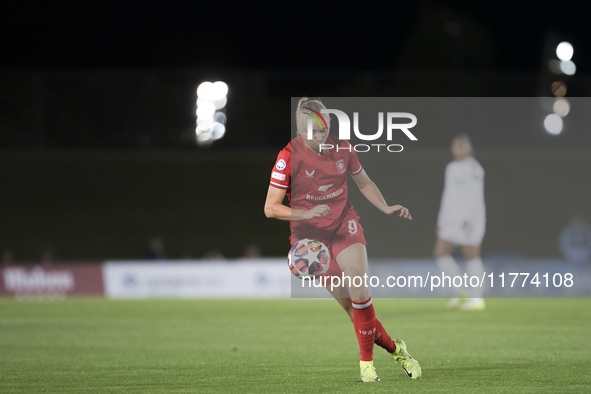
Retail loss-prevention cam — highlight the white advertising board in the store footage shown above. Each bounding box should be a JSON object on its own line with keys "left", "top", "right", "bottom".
{"left": 103, "top": 259, "right": 291, "bottom": 299}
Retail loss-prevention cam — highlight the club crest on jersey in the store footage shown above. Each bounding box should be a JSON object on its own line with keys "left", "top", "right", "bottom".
{"left": 335, "top": 159, "right": 346, "bottom": 174}
{"left": 305, "top": 170, "right": 315, "bottom": 178}
{"left": 275, "top": 159, "right": 286, "bottom": 171}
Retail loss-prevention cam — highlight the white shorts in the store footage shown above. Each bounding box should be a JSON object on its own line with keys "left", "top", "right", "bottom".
{"left": 439, "top": 224, "right": 485, "bottom": 246}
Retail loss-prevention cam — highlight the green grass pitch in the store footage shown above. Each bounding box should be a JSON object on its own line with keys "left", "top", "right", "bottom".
{"left": 1, "top": 298, "right": 590, "bottom": 393}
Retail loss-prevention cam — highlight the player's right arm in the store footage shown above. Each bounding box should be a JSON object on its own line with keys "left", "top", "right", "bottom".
{"left": 264, "top": 186, "right": 330, "bottom": 221}
{"left": 264, "top": 145, "right": 329, "bottom": 221}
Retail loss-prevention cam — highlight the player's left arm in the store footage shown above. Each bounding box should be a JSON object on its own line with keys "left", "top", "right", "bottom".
{"left": 352, "top": 169, "right": 412, "bottom": 220}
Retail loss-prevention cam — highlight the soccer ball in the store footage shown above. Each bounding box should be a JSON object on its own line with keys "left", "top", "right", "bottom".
{"left": 287, "top": 239, "right": 330, "bottom": 278}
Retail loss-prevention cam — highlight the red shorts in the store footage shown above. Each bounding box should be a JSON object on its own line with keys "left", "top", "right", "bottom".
{"left": 291, "top": 209, "right": 367, "bottom": 278}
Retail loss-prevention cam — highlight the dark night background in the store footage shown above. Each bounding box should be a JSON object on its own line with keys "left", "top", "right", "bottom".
{"left": 1, "top": 2, "right": 588, "bottom": 71}
{"left": 1, "top": 1, "right": 590, "bottom": 262}
{"left": 1, "top": 1, "right": 589, "bottom": 149}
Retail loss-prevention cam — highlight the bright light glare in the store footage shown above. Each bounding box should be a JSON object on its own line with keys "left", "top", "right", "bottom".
{"left": 197, "top": 82, "right": 214, "bottom": 99}
{"left": 551, "top": 81, "right": 567, "bottom": 97}
{"left": 196, "top": 81, "right": 228, "bottom": 146}
{"left": 196, "top": 128, "right": 212, "bottom": 140}
{"left": 196, "top": 136, "right": 213, "bottom": 147}
{"left": 196, "top": 98, "right": 210, "bottom": 108}
{"left": 197, "top": 117, "right": 214, "bottom": 130}
{"left": 196, "top": 101, "right": 216, "bottom": 119}
{"left": 211, "top": 81, "right": 228, "bottom": 100}
{"left": 560, "top": 60, "right": 576, "bottom": 76}
{"left": 556, "top": 42, "right": 574, "bottom": 61}
{"left": 544, "top": 114, "right": 563, "bottom": 135}
{"left": 553, "top": 98, "right": 571, "bottom": 117}
{"left": 213, "top": 96, "right": 227, "bottom": 110}
{"left": 211, "top": 122, "right": 226, "bottom": 140}
{"left": 214, "top": 112, "right": 227, "bottom": 125}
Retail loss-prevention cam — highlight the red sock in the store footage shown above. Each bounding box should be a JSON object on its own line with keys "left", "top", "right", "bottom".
{"left": 374, "top": 318, "right": 396, "bottom": 353}
{"left": 352, "top": 298, "right": 376, "bottom": 362}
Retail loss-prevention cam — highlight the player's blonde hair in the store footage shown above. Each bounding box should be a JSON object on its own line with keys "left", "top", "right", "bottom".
{"left": 295, "top": 98, "right": 331, "bottom": 151}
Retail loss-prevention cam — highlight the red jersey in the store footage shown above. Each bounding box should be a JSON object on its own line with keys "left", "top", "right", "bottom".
{"left": 269, "top": 135, "right": 363, "bottom": 243}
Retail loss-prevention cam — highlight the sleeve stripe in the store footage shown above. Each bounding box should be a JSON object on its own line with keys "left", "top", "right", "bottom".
{"left": 270, "top": 181, "right": 288, "bottom": 188}
{"left": 351, "top": 166, "right": 363, "bottom": 175}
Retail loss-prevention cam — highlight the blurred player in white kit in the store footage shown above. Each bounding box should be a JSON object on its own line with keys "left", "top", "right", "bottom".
{"left": 434, "top": 134, "right": 486, "bottom": 311}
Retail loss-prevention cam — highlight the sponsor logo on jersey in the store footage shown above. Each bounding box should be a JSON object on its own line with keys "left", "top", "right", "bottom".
{"left": 318, "top": 184, "right": 334, "bottom": 192}
{"left": 271, "top": 171, "right": 286, "bottom": 181}
{"left": 305, "top": 170, "right": 315, "bottom": 178}
{"left": 275, "top": 159, "right": 286, "bottom": 171}
{"left": 335, "top": 159, "right": 346, "bottom": 174}
{"left": 306, "top": 188, "right": 343, "bottom": 200}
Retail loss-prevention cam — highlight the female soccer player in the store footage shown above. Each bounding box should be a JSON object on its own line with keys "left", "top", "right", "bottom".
{"left": 434, "top": 134, "right": 486, "bottom": 311}
{"left": 264, "top": 98, "right": 422, "bottom": 382}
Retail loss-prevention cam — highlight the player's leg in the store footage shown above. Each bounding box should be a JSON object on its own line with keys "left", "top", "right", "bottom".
{"left": 323, "top": 248, "right": 381, "bottom": 380}
{"left": 323, "top": 265, "right": 401, "bottom": 378}
{"left": 321, "top": 244, "right": 355, "bottom": 322}
{"left": 434, "top": 237, "right": 463, "bottom": 307}
{"left": 325, "top": 269, "right": 396, "bottom": 354}
{"left": 336, "top": 242, "right": 421, "bottom": 380}
{"left": 325, "top": 284, "right": 354, "bottom": 322}
{"left": 323, "top": 258, "right": 395, "bottom": 353}
{"left": 335, "top": 243, "right": 375, "bottom": 354}
{"left": 322, "top": 244, "right": 394, "bottom": 367}
{"left": 335, "top": 243, "right": 380, "bottom": 381}
{"left": 460, "top": 244, "right": 486, "bottom": 311}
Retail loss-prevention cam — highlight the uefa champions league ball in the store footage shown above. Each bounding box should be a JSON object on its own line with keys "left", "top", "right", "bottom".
{"left": 287, "top": 239, "right": 330, "bottom": 279}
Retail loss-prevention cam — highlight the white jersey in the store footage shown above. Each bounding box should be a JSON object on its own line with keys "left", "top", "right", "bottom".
{"left": 437, "top": 156, "right": 486, "bottom": 245}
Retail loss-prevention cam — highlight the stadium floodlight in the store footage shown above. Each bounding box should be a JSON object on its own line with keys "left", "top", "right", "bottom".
{"left": 197, "top": 97, "right": 212, "bottom": 109}
{"left": 197, "top": 117, "right": 214, "bottom": 131}
{"left": 214, "top": 111, "right": 227, "bottom": 125}
{"left": 196, "top": 101, "right": 216, "bottom": 120}
{"left": 197, "top": 82, "right": 214, "bottom": 100}
{"left": 556, "top": 41, "right": 574, "bottom": 61}
{"left": 211, "top": 81, "right": 228, "bottom": 100}
{"left": 196, "top": 80, "right": 228, "bottom": 146}
{"left": 551, "top": 81, "right": 567, "bottom": 97}
{"left": 544, "top": 113, "right": 563, "bottom": 135}
{"left": 213, "top": 96, "right": 227, "bottom": 110}
{"left": 196, "top": 126, "right": 213, "bottom": 146}
{"left": 211, "top": 122, "right": 226, "bottom": 140}
{"left": 560, "top": 60, "right": 576, "bottom": 76}
{"left": 553, "top": 98, "right": 570, "bottom": 117}
{"left": 196, "top": 127, "right": 212, "bottom": 139}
